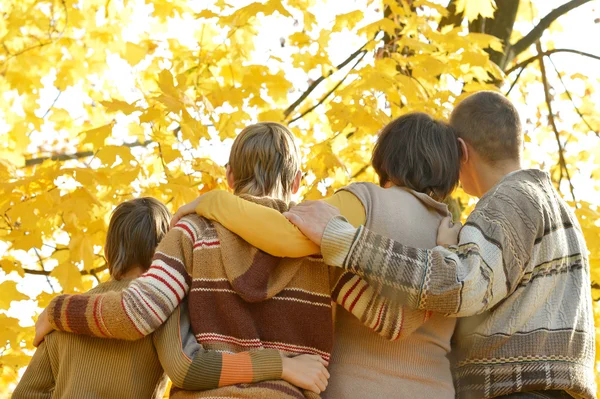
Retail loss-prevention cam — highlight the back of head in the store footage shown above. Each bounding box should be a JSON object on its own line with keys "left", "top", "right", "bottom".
{"left": 105, "top": 197, "right": 171, "bottom": 280}
{"left": 228, "top": 122, "right": 300, "bottom": 202}
{"left": 372, "top": 112, "right": 461, "bottom": 201}
{"left": 450, "top": 91, "right": 523, "bottom": 163}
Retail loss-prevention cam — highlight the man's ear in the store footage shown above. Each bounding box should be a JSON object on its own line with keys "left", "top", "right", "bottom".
{"left": 291, "top": 170, "right": 302, "bottom": 195}
{"left": 226, "top": 164, "right": 235, "bottom": 190}
{"left": 457, "top": 138, "right": 469, "bottom": 164}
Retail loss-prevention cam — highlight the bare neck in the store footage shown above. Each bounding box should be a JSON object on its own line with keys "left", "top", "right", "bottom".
{"left": 474, "top": 159, "right": 522, "bottom": 198}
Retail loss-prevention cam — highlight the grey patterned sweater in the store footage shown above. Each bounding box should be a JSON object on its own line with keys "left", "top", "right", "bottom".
{"left": 321, "top": 169, "right": 596, "bottom": 399}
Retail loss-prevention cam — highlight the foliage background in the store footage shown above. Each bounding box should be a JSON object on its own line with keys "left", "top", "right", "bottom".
{"left": 0, "top": 0, "right": 599, "bottom": 396}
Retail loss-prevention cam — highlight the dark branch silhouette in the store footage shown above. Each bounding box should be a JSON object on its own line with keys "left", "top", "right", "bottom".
{"left": 509, "top": 0, "right": 593, "bottom": 61}
{"left": 24, "top": 140, "right": 153, "bottom": 167}
{"left": 505, "top": 48, "right": 600, "bottom": 74}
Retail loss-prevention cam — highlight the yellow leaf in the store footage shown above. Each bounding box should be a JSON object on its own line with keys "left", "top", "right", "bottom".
{"left": 96, "top": 146, "right": 135, "bottom": 166}
{"left": 51, "top": 262, "right": 84, "bottom": 292}
{"left": 0, "top": 257, "right": 24, "bottom": 278}
{"left": 0, "top": 281, "right": 29, "bottom": 310}
{"left": 455, "top": 0, "right": 496, "bottom": 22}
{"left": 121, "top": 42, "right": 149, "bottom": 66}
{"left": 81, "top": 122, "right": 116, "bottom": 149}
{"left": 159, "top": 144, "right": 181, "bottom": 164}
{"left": 100, "top": 99, "right": 142, "bottom": 115}
{"left": 258, "top": 109, "right": 284, "bottom": 122}
{"left": 140, "top": 108, "right": 165, "bottom": 124}
{"left": 333, "top": 10, "right": 364, "bottom": 31}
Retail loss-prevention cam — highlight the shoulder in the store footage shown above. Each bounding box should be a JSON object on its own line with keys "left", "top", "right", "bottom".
{"left": 469, "top": 172, "right": 547, "bottom": 237}
{"left": 86, "top": 279, "right": 132, "bottom": 294}
{"left": 170, "top": 214, "right": 218, "bottom": 243}
{"left": 477, "top": 171, "right": 547, "bottom": 217}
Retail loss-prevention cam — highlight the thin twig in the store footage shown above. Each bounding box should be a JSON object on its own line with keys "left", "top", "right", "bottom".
{"left": 505, "top": 48, "right": 600, "bottom": 75}
{"left": 546, "top": 56, "right": 599, "bottom": 138}
{"left": 537, "top": 42, "right": 576, "bottom": 202}
{"left": 505, "top": 66, "right": 526, "bottom": 96}
{"left": 34, "top": 248, "right": 56, "bottom": 293}
{"left": 41, "top": 91, "right": 62, "bottom": 119}
{"left": 288, "top": 50, "right": 368, "bottom": 124}
{"left": 283, "top": 40, "right": 373, "bottom": 118}
{"left": 22, "top": 263, "right": 109, "bottom": 277}
{"left": 24, "top": 140, "right": 153, "bottom": 167}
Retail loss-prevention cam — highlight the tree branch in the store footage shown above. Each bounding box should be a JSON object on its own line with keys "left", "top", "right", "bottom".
{"left": 547, "top": 56, "right": 599, "bottom": 138}
{"left": 504, "top": 66, "right": 526, "bottom": 96}
{"left": 288, "top": 50, "right": 368, "bottom": 124}
{"left": 24, "top": 140, "right": 153, "bottom": 167}
{"left": 283, "top": 41, "right": 371, "bottom": 118}
{"left": 505, "top": 48, "right": 600, "bottom": 74}
{"left": 510, "top": 0, "right": 593, "bottom": 61}
{"left": 21, "top": 264, "right": 108, "bottom": 277}
{"left": 537, "top": 42, "right": 576, "bottom": 202}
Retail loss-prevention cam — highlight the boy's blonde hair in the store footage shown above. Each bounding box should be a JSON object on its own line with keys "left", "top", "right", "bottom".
{"left": 105, "top": 197, "right": 171, "bottom": 280}
{"left": 228, "top": 122, "right": 300, "bottom": 201}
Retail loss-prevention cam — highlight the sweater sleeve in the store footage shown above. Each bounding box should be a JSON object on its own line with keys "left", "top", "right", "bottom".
{"left": 330, "top": 271, "right": 431, "bottom": 340}
{"left": 12, "top": 341, "right": 54, "bottom": 399}
{"left": 194, "top": 190, "right": 365, "bottom": 258}
{"left": 153, "top": 301, "right": 282, "bottom": 390}
{"left": 46, "top": 218, "right": 196, "bottom": 340}
{"left": 321, "top": 191, "right": 537, "bottom": 317}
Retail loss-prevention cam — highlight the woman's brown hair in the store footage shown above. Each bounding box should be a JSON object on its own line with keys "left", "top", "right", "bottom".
{"left": 371, "top": 112, "right": 461, "bottom": 201}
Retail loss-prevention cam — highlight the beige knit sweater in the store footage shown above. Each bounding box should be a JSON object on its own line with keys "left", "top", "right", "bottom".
{"left": 323, "top": 183, "right": 455, "bottom": 399}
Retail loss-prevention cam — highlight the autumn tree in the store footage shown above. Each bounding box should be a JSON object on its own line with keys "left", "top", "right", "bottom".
{"left": 1, "top": 0, "right": 599, "bottom": 395}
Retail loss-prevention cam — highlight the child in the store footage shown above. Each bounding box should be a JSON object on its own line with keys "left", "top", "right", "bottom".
{"left": 16, "top": 197, "right": 325, "bottom": 398}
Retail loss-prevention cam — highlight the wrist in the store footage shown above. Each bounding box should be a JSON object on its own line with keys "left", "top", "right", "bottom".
{"left": 280, "top": 354, "right": 291, "bottom": 380}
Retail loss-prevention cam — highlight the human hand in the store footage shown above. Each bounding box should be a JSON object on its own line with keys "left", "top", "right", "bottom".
{"left": 170, "top": 196, "right": 204, "bottom": 229}
{"left": 437, "top": 216, "right": 462, "bottom": 247}
{"left": 33, "top": 308, "right": 54, "bottom": 347}
{"left": 283, "top": 201, "right": 340, "bottom": 246}
{"left": 281, "top": 353, "right": 330, "bottom": 394}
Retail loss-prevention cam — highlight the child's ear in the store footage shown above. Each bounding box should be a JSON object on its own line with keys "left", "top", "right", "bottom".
{"left": 226, "top": 164, "right": 235, "bottom": 190}
{"left": 291, "top": 170, "right": 302, "bottom": 194}
{"left": 457, "top": 138, "right": 469, "bottom": 164}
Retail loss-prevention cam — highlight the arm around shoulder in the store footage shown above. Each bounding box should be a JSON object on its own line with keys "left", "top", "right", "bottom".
{"left": 153, "top": 302, "right": 282, "bottom": 391}
{"left": 321, "top": 193, "right": 536, "bottom": 317}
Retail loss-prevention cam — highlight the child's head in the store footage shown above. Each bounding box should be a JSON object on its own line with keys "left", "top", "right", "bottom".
{"left": 105, "top": 197, "right": 171, "bottom": 280}
{"left": 450, "top": 91, "right": 523, "bottom": 197}
{"left": 227, "top": 122, "right": 302, "bottom": 202}
{"left": 371, "top": 112, "right": 461, "bottom": 201}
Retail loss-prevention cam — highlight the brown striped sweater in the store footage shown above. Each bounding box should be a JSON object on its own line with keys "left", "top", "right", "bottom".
{"left": 45, "top": 195, "right": 420, "bottom": 398}
{"left": 13, "top": 279, "right": 281, "bottom": 399}
{"left": 321, "top": 169, "right": 596, "bottom": 398}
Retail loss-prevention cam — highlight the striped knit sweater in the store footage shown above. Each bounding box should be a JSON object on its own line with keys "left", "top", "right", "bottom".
{"left": 321, "top": 169, "right": 596, "bottom": 399}
{"left": 14, "top": 280, "right": 281, "bottom": 399}
{"left": 44, "top": 195, "right": 423, "bottom": 398}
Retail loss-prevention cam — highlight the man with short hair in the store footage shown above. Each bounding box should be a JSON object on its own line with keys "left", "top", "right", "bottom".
{"left": 282, "top": 92, "right": 596, "bottom": 398}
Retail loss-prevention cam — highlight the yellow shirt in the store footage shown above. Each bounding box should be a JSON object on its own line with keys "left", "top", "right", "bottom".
{"left": 195, "top": 190, "right": 366, "bottom": 258}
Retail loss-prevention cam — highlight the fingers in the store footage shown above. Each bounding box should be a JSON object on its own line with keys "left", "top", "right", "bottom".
{"left": 441, "top": 215, "right": 453, "bottom": 228}
{"left": 316, "top": 355, "right": 328, "bottom": 366}
{"left": 33, "top": 335, "right": 41, "bottom": 348}
{"left": 318, "top": 365, "right": 329, "bottom": 387}
{"left": 170, "top": 212, "right": 182, "bottom": 229}
{"left": 283, "top": 211, "right": 302, "bottom": 226}
{"left": 322, "top": 364, "right": 330, "bottom": 379}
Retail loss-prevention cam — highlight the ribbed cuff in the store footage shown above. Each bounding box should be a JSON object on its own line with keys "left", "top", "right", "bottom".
{"left": 46, "top": 295, "right": 63, "bottom": 331}
{"left": 250, "top": 349, "right": 283, "bottom": 381}
{"left": 322, "top": 216, "right": 359, "bottom": 268}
